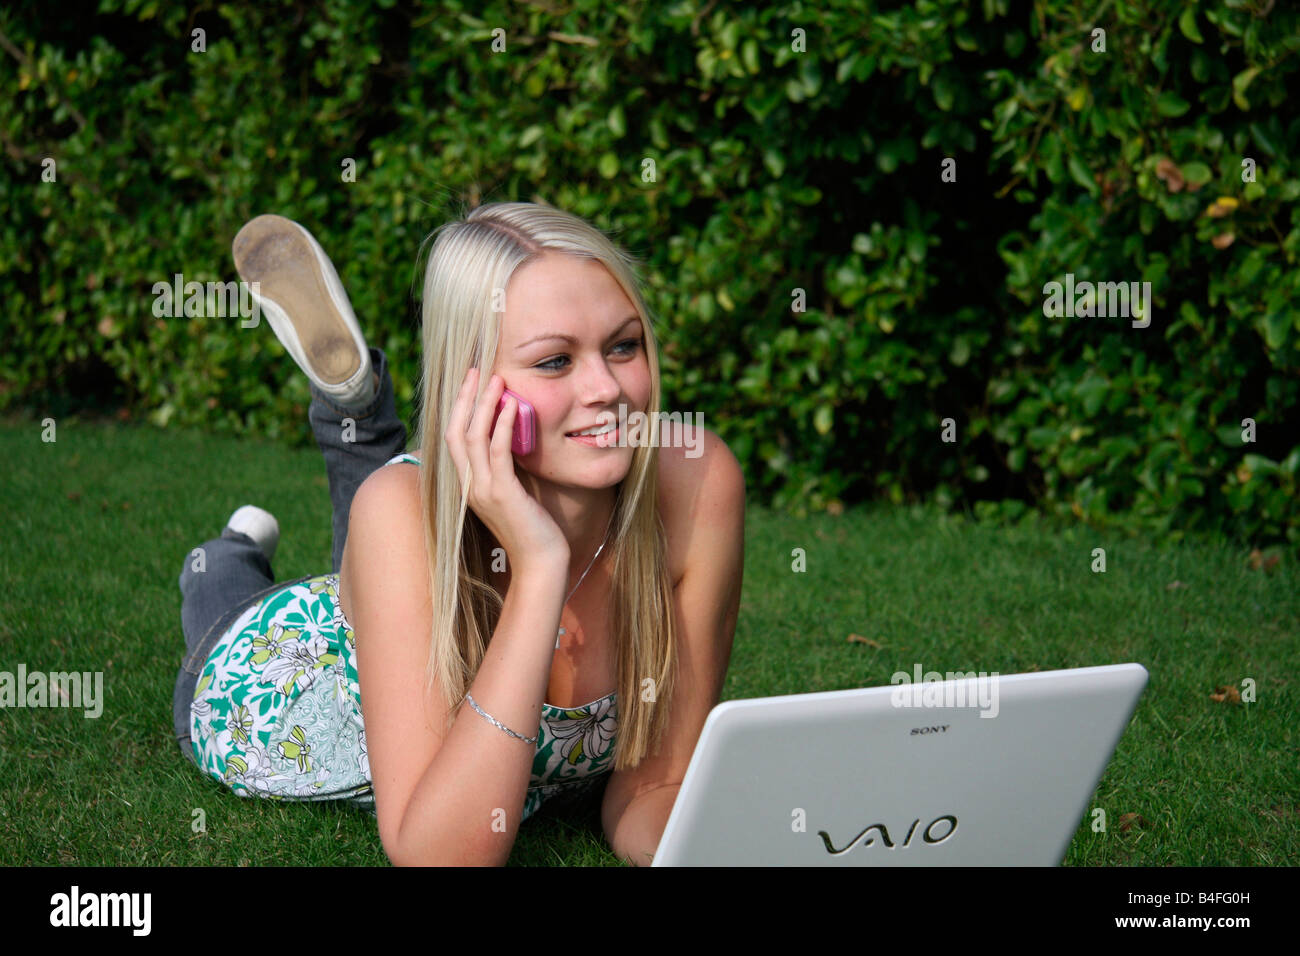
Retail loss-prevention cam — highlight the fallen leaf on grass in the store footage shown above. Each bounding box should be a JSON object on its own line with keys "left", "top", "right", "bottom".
{"left": 1209, "top": 684, "right": 1241, "bottom": 704}
{"left": 846, "top": 633, "right": 883, "bottom": 648}
{"left": 1247, "top": 549, "right": 1281, "bottom": 572}
{"left": 1118, "top": 813, "right": 1146, "bottom": 831}
{"left": 1166, "top": 580, "right": 1187, "bottom": 590}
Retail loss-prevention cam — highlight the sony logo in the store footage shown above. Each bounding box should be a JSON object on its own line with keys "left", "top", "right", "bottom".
{"left": 910, "top": 725, "right": 950, "bottom": 735}
{"left": 818, "top": 815, "right": 958, "bottom": 855}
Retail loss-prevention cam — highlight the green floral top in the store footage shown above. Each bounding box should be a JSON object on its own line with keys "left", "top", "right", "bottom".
{"left": 189, "top": 453, "right": 618, "bottom": 823}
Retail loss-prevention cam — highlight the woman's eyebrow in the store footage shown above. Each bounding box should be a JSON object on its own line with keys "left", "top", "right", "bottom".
{"left": 515, "top": 316, "right": 641, "bottom": 351}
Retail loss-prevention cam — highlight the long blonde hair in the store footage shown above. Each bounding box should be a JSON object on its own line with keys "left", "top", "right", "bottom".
{"left": 411, "top": 201, "right": 677, "bottom": 770}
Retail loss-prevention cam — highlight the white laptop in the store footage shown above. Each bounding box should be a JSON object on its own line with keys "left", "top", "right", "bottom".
{"left": 650, "top": 663, "right": 1148, "bottom": 866}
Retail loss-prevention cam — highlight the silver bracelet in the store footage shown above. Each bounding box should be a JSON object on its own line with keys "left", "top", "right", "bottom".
{"left": 465, "top": 693, "right": 538, "bottom": 745}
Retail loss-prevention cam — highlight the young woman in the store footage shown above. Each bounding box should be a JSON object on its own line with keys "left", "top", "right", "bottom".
{"left": 172, "top": 203, "right": 746, "bottom": 866}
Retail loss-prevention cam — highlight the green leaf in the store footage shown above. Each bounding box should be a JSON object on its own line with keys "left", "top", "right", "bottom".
{"left": 1178, "top": 8, "right": 1204, "bottom": 44}
{"left": 1155, "top": 91, "right": 1190, "bottom": 117}
{"left": 1068, "top": 154, "right": 1098, "bottom": 194}
{"left": 1232, "top": 68, "right": 1260, "bottom": 110}
{"left": 877, "top": 143, "right": 899, "bottom": 173}
{"left": 905, "top": 232, "right": 926, "bottom": 264}
{"left": 1027, "top": 427, "right": 1058, "bottom": 450}
{"left": 1076, "top": 378, "right": 1109, "bottom": 416}
{"left": 763, "top": 149, "right": 785, "bottom": 179}
{"left": 1181, "top": 161, "right": 1212, "bottom": 186}
{"left": 949, "top": 337, "right": 970, "bottom": 366}
{"left": 933, "top": 74, "right": 954, "bottom": 112}
{"left": 607, "top": 104, "right": 625, "bottom": 138}
{"left": 1263, "top": 312, "right": 1288, "bottom": 350}
{"left": 813, "top": 404, "right": 833, "bottom": 435}
{"left": 836, "top": 54, "right": 857, "bottom": 85}
{"left": 1244, "top": 454, "right": 1279, "bottom": 475}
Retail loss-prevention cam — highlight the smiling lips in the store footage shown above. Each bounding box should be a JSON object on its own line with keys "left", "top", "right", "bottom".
{"left": 566, "top": 424, "right": 620, "bottom": 447}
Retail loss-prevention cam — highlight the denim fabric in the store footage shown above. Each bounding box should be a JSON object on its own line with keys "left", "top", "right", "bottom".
{"left": 172, "top": 347, "right": 409, "bottom": 762}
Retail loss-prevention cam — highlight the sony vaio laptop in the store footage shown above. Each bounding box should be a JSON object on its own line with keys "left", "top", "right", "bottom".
{"left": 650, "top": 663, "right": 1148, "bottom": 866}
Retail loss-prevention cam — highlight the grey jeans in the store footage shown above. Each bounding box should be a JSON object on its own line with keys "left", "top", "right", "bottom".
{"left": 172, "top": 347, "right": 409, "bottom": 763}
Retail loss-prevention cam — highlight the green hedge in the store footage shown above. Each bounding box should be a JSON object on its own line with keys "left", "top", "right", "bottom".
{"left": 2, "top": 0, "right": 1296, "bottom": 547}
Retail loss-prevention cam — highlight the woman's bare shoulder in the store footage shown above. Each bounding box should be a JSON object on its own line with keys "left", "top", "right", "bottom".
{"left": 340, "top": 460, "right": 424, "bottom": 620}
{"left": 655, "top": 424, "right": 745, "bottom": 585}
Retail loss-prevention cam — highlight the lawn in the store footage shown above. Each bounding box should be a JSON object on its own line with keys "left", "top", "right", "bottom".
{"left": 1, "top": 409, "right": 1296, "bottom": 866}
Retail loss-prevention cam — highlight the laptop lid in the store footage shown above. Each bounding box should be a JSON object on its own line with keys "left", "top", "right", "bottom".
{"left": 650, "top": 663, "right": 1148, "bottom": 866}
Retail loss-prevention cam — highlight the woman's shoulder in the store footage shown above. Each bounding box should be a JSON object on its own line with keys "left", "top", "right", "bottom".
{"left": 655, "top": 425, "right": 745, "bottom": 584}
{"left": 656, "top": 423, "right": 744, "bottom": 508}
{"left": 340, "top": 455, "right": 425, "bottom": 620}
{"left": 355, "top": 453, "right": 422, "bottom": 512}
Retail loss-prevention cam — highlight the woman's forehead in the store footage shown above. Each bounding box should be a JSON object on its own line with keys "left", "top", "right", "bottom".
{"left": 501, "top": 257, "right": 634, "bottom": 339}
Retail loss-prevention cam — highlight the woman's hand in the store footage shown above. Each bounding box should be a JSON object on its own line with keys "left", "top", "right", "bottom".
{"left": 443, "top": 368, "right": 570, "bottom": 575}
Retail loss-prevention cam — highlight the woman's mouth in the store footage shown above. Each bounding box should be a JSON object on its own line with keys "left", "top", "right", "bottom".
{"left": 566, "top": 424, "right": 620, "bottom": 448}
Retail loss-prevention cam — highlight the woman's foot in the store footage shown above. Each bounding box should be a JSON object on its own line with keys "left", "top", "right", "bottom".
{"left": 232, "top": 214, "right": 376, "bottom": 409}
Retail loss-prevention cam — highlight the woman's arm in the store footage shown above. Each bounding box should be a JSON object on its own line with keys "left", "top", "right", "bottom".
{"left": 347, "top": 464, "right": 568, "bottom": 866}
{"left": 602, "top": 428, "right": 746, "bottom": 864}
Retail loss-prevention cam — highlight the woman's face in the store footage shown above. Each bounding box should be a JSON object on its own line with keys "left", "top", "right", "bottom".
{"left": 491, "top": 253, "right": 651, "bottom": 491}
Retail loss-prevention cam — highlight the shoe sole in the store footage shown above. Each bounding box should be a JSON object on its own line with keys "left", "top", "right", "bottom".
{"left": 232, "top": 215, "right": 360, "bottom": 385}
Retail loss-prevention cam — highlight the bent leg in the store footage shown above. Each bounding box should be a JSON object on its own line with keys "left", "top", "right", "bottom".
{"left": 309, "top": 346, "right": 408, "bottom": 575}
{"left": 173, "top": 531, "right": 303, "bottom": 763}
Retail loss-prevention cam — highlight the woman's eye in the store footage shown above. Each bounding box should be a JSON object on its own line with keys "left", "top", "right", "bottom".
{"left": 535, "top": 338, "right": 642, "bottom": 371}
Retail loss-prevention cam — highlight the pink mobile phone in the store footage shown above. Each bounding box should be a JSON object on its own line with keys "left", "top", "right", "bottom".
{"left": 494, "top": 387, "right": 537, "bottom": 455}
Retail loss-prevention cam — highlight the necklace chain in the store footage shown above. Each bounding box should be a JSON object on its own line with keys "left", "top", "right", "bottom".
{"left": 556, "top": 506, "right": 616, "bottom": 648}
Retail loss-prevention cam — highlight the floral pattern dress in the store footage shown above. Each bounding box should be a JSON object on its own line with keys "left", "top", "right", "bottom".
{"left": 189, "top": 454, "right": 618, "bottom": 822}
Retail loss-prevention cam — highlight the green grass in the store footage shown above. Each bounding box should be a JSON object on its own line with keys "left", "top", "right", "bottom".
{"left": 1, "top": 409, "right": 1297, "bottom": 866}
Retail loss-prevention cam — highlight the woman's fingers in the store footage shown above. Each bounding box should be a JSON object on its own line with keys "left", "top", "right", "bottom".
{"left": 442, "top": 367, "right": 478, "bottom": 485}
{"left": 491, "top": 394, "right": 516, "bottom": 480}
{"left": 465, "top": 372, "right": 503, "bottom": 498}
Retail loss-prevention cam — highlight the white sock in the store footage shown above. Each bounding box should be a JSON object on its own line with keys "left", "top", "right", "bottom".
{"left": 227, "top": 505, "right": 280, "bottom": 563}
{"left": 336, "top": 369, "right": 379, "bottom": 411}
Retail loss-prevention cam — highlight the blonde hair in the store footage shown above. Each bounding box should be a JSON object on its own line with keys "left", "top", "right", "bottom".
{"left": 411, "top": 201, "right": 677, "bottom": 770}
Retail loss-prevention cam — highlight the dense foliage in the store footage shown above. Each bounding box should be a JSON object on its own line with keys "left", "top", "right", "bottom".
{"left": 2, "top": 0, "right": 1296, "bottom": 547}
